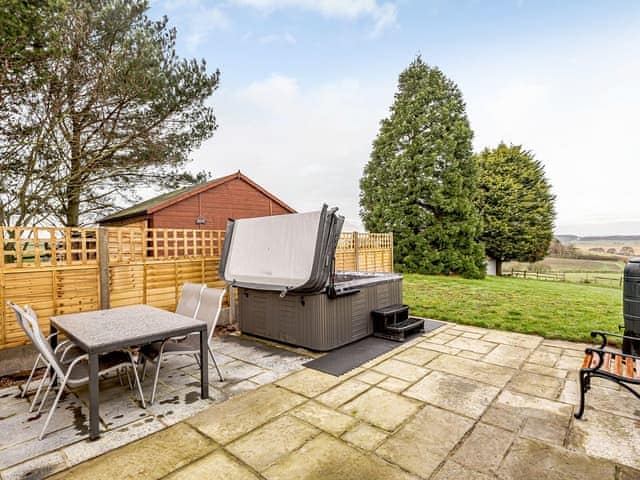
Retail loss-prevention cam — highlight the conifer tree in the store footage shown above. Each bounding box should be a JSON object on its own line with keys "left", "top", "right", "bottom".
{"left": 360, "top": 56, "right": 485, "bottom": 278}
{"left": 475, "top": 143, "right": 555, "bottom": 275}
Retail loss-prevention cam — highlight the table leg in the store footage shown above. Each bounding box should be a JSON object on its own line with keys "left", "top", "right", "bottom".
{"left": 49, "top": 324, "right": 58, "bottom": 351}
{"left": 49, "top": 325, "right": 58, "bottom": 387}
{"left": 89, "top": 352, "right": 100, "bottom": 440}
{"left": 200, "top": 329, "right": 209, "bottom": 399}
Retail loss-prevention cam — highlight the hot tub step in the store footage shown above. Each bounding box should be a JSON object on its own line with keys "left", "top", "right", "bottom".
{"left": 373, "top": 316, "right": 425, "bottom": 342}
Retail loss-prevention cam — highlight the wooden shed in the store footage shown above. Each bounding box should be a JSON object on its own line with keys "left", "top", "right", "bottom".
{"left": 99, "top": 171, "right": 296, "bottom": 229}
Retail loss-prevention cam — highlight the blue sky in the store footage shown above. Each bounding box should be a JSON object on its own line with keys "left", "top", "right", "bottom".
{"left": 149, "top": 0, "right": 640, "bottom": 235}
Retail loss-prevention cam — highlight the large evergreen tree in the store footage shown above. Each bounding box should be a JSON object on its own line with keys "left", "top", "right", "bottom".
{"left": 360, "top": 56, "right": 485, "bottom": 278}
{"left": 475, "top": 143, "right": 555, "bottom": 275}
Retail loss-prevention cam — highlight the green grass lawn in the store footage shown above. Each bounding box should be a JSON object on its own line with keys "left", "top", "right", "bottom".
{"left": 403, "top": 274, "right": 622, "bottom": 342}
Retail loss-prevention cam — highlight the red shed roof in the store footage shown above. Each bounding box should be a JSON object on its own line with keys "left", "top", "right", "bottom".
{"left": 99, "top": 171, "right": 296, "bottom": 224}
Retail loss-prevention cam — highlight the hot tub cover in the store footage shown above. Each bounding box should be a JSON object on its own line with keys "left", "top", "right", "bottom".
{"left": 219, "top": 205, "right": 344, "bottom": 294}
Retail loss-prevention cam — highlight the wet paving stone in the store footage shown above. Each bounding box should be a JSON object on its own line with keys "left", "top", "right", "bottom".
{"left": 290, "top": 401, "right": 357, "bottom": 436}
{"left": 568, "top": 408, "right": 640, "bottom": 470}
{"left": 498, "top": 437, "right": 616, "bottom": 480}
{"left": 376, "top": 404, "right": 474, "bottom": 478}
{"left": 49, "top": 423, "right": 217, "bottom": 480}
{"left": 341, "top": 422, "right": 387, "bottom": 451}
{"left": 263, "top": 433, "right": 417, "bottom": 480}
{"left": 187, "top": 385, "right": 306, "bottom": 444}
{"left": 227, "top": 415, "right": 318, "bottom": 471}
{"left": 163, "top": 450, "right": 261, "bottom": 480}
{"left": 340, "top": 387, "right": 421, "bottom": 432}
{"left": 404, "top": 371, "right": 500, "bottom": 419}
{"left": 315, "top": 379, "right": 370, "bottom": 408}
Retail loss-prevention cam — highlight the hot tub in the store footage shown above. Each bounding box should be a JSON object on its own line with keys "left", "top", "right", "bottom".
{"left": 237, "top": 272, "right": 403, "bottom": 350}
{"left": 218, "top": 206, "right": 404, "bottom": 350}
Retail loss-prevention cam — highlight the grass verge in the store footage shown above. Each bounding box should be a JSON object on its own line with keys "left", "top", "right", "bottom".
{"left": 403, "top": 274, "right": 622, "bottom": 342}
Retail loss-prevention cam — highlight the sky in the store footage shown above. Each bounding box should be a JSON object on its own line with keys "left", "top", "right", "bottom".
{"left": 148, "top": 0, "right": 640, "bottom": 235}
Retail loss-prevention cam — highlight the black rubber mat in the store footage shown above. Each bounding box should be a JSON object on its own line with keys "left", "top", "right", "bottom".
{"left": 304, "top": 319, "right": 445, "bottom": 377}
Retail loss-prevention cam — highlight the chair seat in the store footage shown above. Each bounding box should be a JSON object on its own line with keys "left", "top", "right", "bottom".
{"left": 142, "top": 335, "right": 201, "bottom": 359}
{"left": 56, "top": 345, "right": 85, "bottom": 363}
{"left": 583, "top": 350, "right": 639, "bottom": 380}
{"left": 66, "top": 351, "right": 133, "bottom": 387}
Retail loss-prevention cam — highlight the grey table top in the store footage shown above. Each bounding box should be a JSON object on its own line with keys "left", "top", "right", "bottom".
{"left": 50, "top": 305, "right": 206, "bottom": 354}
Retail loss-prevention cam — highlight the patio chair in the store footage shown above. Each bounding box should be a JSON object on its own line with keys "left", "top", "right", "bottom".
{"left": 11, "top": 304, "right": 83, "bottom": 411}
{"left": 6, "top": 302, "right": 146, "bottom": 440}
{"left": 168, "top": 283, "right": 207, "bottom": 342}
{"left": 142, "top": 287, "right": 226, "bottom": 404}
{"left": 575, "top": 330, "right": 640, "bottom": 419}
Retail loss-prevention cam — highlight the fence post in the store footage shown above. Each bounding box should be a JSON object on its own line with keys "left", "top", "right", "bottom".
{"left": 228, "top": 287, "right": 236, "bottom": 325}
{"left": 98, "top": 227, "right": 110, "bottom": 309}
{"left": 353, "top": 232, "right": 360, "bottom": 272}
{"left": 390, "top": 233, "right": 394, "bottom": 273}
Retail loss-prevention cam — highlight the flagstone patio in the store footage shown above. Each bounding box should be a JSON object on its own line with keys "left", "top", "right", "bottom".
{"left": 3, "top": 323, "right": 640, "bottom": 480}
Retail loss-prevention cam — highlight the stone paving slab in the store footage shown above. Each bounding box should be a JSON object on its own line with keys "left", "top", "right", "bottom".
{"left": 263, "top": 433, "right": 419, "bottom": 480}
{"left": 50, "top": 423, "right": 217, "bottom": 480}
{"left": 404, "top": 371, "right": 500, "bottom": 419}
{"left": 163, "top": 450, "right": 260, "bottom": 480}
{"left": 340, "top": 387, "right": 421, "bottom": 431}
{"left": 5, "top": 322, "right": 640, "bottom": 480}
{"left": 451, "top": 422, "right": 513, "bottom": 473}
{"left": 376, "top": 404, "right": 474, "bottom": 478}
{"left": 290, "top": 401, "right": 357, "bottom": 436}
{"left": 186, "top": 384, "right": 306, "bottom": 444}
{"left": 498, "top": 437, "right": 617, "bottom": 480}
{"left": 226, "top": 415, "right": 318, "bottom": 471}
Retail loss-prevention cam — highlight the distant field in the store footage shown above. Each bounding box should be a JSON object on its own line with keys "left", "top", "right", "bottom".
{"left": 404, "top": 274, "right": 621, "bottom": 342}
{"left": 505, "top": 257, "right": 624, "bottom": 273}
{"left": 503, "top": 257, "right": 624, "bottom": 288}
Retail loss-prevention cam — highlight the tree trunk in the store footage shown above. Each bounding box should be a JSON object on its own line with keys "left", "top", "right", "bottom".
{"left": 65, "top": 114, "right": 82, "bottom": 227}
{"left": 496, "top": 259, "right": 503, "bottom": 276}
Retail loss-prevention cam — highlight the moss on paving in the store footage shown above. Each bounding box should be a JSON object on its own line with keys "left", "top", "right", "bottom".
{"left": 403, "top": 274, "right": 622, "bottom": 342}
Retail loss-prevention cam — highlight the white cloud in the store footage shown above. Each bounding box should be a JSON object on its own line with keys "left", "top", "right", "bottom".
{"left": 258, "top": 32, "right": 297, "bottom": 45}
{"left": 229, "top": 0, "right": 397, "bottom": 34}
{"left": 240, "top": 74, "right": 299, "bottom": 109}
{"left": 190, "top": 74, "right": 393, "bottom": 229}
{"left": 158, "top": 0, "right": 231, "bottom": 50}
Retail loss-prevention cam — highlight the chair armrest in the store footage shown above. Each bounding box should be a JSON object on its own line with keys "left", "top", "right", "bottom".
{"left": 46, "top": 331, "right": 59, "bottom": 341}
{"left": 53, "top": 339, "right": 71, "bottom": 354}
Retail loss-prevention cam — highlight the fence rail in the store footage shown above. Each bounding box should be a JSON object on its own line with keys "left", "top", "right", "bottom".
{"left": 502, "top": 270, "right": 566, "bottom": 282}
{"left": 0, "top": 226, "right": 393, "bottom": 350}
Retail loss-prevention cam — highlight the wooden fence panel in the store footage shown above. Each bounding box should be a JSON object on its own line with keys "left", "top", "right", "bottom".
{"left": 0, "top": 226, "right": 393, "bottom": 350}
{"left": 109, "top": 265, "right": 144, "bottom": 307}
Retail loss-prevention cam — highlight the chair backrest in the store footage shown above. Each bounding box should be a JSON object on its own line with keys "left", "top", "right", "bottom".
{"left": 6, "top": 301, "right": 65, "bottom": 379}
{"left": 194, "top": 287, "right": 226, "bottom": 342}
{"left": 25, "top": 304, "right": 38, "bottom": 321}
{"left": 7, "top": 300, "right": 35, "bottom": 344}
{"left": 176, "top": 283, "right": 206, "bottom": 318}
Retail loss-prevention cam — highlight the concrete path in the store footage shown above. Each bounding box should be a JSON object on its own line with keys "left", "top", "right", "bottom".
{"left": 29, "top": 323, "right": 640, "bottom": 480}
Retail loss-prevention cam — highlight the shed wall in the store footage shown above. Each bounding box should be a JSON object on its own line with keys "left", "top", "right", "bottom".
{"left": 150, "top": 178, "right": 290, "bottom": 229}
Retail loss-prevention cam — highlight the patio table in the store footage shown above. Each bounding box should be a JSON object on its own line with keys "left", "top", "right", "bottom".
{"left": 50, "top": 305, "right": 208, "bottom": 440}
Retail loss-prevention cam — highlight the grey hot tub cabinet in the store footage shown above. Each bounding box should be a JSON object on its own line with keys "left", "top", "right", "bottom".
{"left": 219, "top": 206, "right": 403, "bottom": 350}
{"left": 237, "top": 273, "right": 402, "bottom": 351}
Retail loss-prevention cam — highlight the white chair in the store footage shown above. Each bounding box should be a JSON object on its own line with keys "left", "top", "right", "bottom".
{"left": 176, "top": 283, "right": 207, "bottom": 317}
{"left": 142, "top": 287, "right": 226, "bottom": 404}
{"left": 6, "top": 302, "right": 146, "bottom": 440}
{"left": 13, "top": 304, "right": 82, "bottom": 411}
